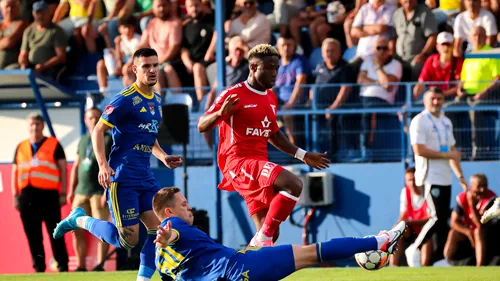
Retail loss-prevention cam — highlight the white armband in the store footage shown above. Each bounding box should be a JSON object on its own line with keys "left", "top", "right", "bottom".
{"left": 294, "top": 148, "right": 307, "bottom": 161}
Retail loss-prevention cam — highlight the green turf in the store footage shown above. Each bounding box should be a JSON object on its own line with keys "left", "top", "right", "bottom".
{"left": 0, "top": 267, "right": 499, "bottom": 281}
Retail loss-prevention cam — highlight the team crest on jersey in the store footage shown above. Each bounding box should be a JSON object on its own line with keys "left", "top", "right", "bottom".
{"left": 132, "top": 96, "right": 143, "bottom": 106}
{"left": 148, "top": 102, "right": 155, "bottom": 115}
{"left": 104, "top": 105, "right": 114, "bottom": 115}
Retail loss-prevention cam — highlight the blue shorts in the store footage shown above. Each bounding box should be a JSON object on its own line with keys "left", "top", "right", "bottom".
{"left": 224, "top": 245, "right": 295, "bottom": 281}
{"left": 107, "top": 179, "right": 161, "bottom": 227}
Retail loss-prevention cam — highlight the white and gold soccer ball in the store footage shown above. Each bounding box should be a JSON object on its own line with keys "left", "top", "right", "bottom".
{"left": 354, "top": 250, "right": 390, "bottom": 270}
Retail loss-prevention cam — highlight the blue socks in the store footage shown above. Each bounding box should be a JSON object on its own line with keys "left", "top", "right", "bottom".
{"left": 316, "top": 237, "right": 377, "bottom": 262}
{"left": 84, "top": 217, "right": 135, "bottom": 249}
{"left": 137, "top": 230, "right": 157, "bottom": 279}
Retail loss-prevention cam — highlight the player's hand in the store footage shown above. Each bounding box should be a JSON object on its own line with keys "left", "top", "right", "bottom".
{"left": 164, "top": 155, "right": 183, "bottom": 169}
{"left": 217, "top": 94, "right": 239, "bottom": 117}
{"left": 303, "top": 151, "right": 330, "bottom": 170}
{"left": 154, "top": 221, "right": 173, "bottom": 248}
{"left": 98, "top": 164, "right": 115, "bottom": 188}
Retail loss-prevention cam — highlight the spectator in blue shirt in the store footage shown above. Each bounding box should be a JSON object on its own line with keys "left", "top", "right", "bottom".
{"left": 275, "top": 34, "right": 311, "bottom": 146}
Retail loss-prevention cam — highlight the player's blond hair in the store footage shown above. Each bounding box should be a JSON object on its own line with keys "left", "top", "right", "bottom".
{"left": 247, "top": 44, "right": 279, "bottom": 61}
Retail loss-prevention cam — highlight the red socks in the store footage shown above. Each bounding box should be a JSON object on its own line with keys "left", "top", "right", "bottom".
{"left": 259, "top": 191, "right": 299, "bottom": 239}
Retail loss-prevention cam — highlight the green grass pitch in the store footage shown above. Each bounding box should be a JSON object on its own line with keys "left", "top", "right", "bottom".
{"left": 1, "top": 267, "right": 499, "bottom": 281}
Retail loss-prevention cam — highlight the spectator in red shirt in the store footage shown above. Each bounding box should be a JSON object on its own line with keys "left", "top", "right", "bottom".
{"left": 444, "top": 173, "right": 496, "bottom": 266}
{"left": 413, "top": 32, "right": 464, "bottom": 101}
{"left": 390, "top": 167, "right": 433, "bottom": 267}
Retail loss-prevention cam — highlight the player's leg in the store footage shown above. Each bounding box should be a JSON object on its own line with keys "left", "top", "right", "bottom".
{"left": 443, "top": 229, "right": 467, "bottom": 262}
{"left": 54, "top": 182, "right": 140, "bottom": 250}
{"left": 72, "top": 194, "right": 92, "bottom": 271}
{"left": 136, "top": 180, "right": 163, "bottom": 281}
{"left": 294, "top": 222, "right": 405, "bottom": 270}
{"left": 473, "top": 226, "right": 486, "bottom": 266}
{"left": 250, "top": 208, "right": 280, "bottom": 243}
{"left": 389, "top": 229, "right": 410, "bottom": 266}
{"left": 420, "top": 237, "right": 433, "bottom": 266}
{"left": 481, "top": 197, "right": 500, "bottom": 224}
{"left": 227, "top": 222, "right": 405, "bottom": 281}
{"left": 89, "top": 193, "right": 110, "bottom": 270}
{"left": 252, "top": 167, "right": 302, "bottom": 245}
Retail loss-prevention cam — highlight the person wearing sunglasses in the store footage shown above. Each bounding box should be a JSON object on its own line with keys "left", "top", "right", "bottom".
{"left": 357, "top": 36, "right": 402, "bottom": 160}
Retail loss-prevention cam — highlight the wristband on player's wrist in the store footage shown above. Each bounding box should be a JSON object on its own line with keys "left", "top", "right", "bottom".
{"left": 294, "top": 148, "right": 307, "bottom": 161}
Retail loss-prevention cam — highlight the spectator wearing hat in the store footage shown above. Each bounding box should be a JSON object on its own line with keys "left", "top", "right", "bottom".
{"left": 17, "top": 1, "right": 67, "bottom": 80}
{"left": 414, "top": 31, "right": 464, "bottom": 101}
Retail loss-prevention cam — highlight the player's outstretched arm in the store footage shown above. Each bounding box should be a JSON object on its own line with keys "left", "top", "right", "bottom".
{"left": 197, "top": 94, "right": 239, "bottom": 132}
{"left": 269, "top": 130, "right": 330, "bottom": 170}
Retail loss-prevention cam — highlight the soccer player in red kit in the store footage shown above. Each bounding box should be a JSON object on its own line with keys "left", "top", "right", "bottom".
{"left": 198, "top": 44, "right": 330, "bottom": 247}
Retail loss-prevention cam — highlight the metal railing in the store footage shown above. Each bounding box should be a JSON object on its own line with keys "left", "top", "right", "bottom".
{"left": 80, "top": 81, "right": 500, "bottom": 165}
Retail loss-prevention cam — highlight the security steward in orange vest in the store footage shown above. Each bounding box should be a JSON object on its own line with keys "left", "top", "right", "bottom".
{"left": 11, "top": 113, "right": 69, "bottom": 272}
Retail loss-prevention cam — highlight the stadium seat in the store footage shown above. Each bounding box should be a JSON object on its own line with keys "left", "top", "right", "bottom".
{"left": 342, "top": 46, "right": 357, "bottom": 62}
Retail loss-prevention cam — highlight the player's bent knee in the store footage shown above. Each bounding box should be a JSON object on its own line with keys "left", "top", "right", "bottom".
{"left": 285, "top": 176, "right": 303, "bottom": 197}
{"left": 117, "top": 227, "right": 139, "bottom": 249}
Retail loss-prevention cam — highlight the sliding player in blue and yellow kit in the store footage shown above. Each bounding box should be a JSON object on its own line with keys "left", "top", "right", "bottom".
{"left": 151, "top": 187, "right": 407, "bottom": 281}
{"left": 53, "top": 48, "right": 182, "bottom": 281}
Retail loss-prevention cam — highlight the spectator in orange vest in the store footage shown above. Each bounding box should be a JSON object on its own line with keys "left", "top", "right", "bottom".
{"left": 444, "top": 173, "right": 497, "bottom": 266}
{"left": 390, "top": 167, "right": 432, "bottom": 267}
{"left": 11, "top": 112, "right": 69, "bottom": 272}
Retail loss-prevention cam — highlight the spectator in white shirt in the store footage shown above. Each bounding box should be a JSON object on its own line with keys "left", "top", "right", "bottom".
{"left": 227, "top": 0, "right": 271, "bottom": 48}
{"left": 357, "top": 36, "right": 402, "bottom": 159}
{"left": 358, "top": 36, "right": 403, "bottom": 106}
{"left": 409, "top": 87, "right": 467, "bottom": 262}
{"left": 453, "top": 0, "right": 498, "bottom": 57}
{"left": 351, "top": 0, "right": 396, "bottom": 60}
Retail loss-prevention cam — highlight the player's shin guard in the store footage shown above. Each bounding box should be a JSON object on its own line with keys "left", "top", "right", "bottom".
{"left": 260, "top": 191, "right": 299, "bottom": 240}
{"left": 137, "top": 229, "right": 157, "bottom": 280}
{"left": 84, "top": 217, "right": 129, "bottom": 249}
{"left": 315, "top": 237, "right": 378, "bottom": 262}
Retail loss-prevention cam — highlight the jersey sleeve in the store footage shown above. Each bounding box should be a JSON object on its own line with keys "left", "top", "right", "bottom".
{"left": 270, "top": 92, "right": 280, "bottom": 134}
{"left": 409, "top": 116, "right": 427, "bottom": 145}
{"left": 204, "top": 89, "right": 235, "bottom": 124}
{"left": 100, "top": 93, "right": 129, "bottom": 128}
{"left": 53, "top": 141, "right": 66, "bottom": 161}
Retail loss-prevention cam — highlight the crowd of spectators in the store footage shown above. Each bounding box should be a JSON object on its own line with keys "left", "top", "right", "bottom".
{"left": 0, "top": 0, "right": 500, "bottom": 157}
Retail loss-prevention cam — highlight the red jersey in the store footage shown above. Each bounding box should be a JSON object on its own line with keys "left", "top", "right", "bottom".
{"left": 205, "top": 81, "right": 280, "bottom": 174}
{"left": 404, "top": 187, "right": 429, "bottom": 234}
{"left": 455, "top": 190, "right": 496, "bottom": 230}
{"left": 418, "top": 54, "right": 464, "bottom": 91}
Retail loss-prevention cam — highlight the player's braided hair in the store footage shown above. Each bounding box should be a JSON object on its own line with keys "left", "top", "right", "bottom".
{"left": 247, "top": 44, "right": 279, "bottom": 61}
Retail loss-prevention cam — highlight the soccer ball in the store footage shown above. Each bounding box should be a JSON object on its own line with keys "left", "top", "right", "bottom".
{"left": 354, "top": 250, "right": 390, "bottom": 270}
